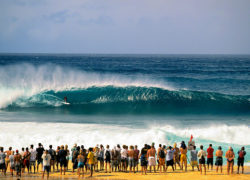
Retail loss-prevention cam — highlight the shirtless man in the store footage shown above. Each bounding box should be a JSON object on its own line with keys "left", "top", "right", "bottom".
{"left": 14, "top": 150, "right": 22, "bottom": 177}
{"left": 4, "top": 147, "right": 12, "bottom": 171}
{"left": 215, "top": 146, "right": 223, "bottom": 173}
{"left": 147, "top": 145, "right": 156, "bottom": 173}
{"left": 225, "top": 146, "right": 235, "bottom": 174}
{"left": 128, "top": 146, "right": 135, "bottom": 173}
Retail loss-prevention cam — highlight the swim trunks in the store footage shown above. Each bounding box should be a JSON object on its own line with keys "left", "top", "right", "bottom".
{"left": 166, "top": 159, "right": 174, "bottom": 166}
{"left": 215, "top": 157, "right": 223, "bottom": 166}
{"left": 237, "top": 158, "right": 244, "bottom": 167}
{"left": 148, "top": 157, "right": 156, "bottom": 166}
{"left": 190, "top": 160, "right": 198, "bottom": 166}
{"left": 207, "top": 158, "right": 213, "bottom": 165}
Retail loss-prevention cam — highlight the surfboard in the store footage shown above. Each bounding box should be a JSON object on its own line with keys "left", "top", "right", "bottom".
{"left": 63, "top": 102, "right": 70, "bottom": 105}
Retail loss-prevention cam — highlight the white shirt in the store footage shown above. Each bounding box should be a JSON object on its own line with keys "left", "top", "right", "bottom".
{"left": 30, "top": 149, "right": 37, "bottom": 161}
{"left": 197, "top": 150, "right": 207, "bottom": 159}
{"left": 121, "top": 149, "right": 128, "bottom": 158}
{"left": 104, "top": 149, "right": 111, "bottom": 159}
{"left": 42, "top": 154, "right": 51, "bottom": 166}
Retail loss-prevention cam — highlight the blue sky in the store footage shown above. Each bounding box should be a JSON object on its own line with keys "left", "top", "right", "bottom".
{"left": 0, "top": 0, "right": 250, "bottom": 54}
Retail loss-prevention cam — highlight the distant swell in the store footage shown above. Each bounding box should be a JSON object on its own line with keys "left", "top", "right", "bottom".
{"left": 4, "top": 86, "right": 250, "bottom": 115}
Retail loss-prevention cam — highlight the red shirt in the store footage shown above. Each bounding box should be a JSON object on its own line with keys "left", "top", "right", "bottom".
{"left": 207, "top": 147, "right": 214, "bottom": 158}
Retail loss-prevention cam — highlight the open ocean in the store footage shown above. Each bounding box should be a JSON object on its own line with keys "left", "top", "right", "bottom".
{"left": 0, "top": 54, "right": 249, "bottom": 163}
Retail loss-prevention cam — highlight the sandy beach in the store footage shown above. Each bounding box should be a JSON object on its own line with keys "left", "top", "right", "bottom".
{"left": 1, "top": 162, "right": 249, "bottom": 180}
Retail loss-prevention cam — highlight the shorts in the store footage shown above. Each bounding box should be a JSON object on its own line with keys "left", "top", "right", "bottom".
{"left": 24, "top": 159, "right": 30, "bottom": 167}
{"left": 207, "top": 158, "right": 213, "bottom": 165}
{"left": 60, "top": 160, "right": 67, "bottom": 167}
{"left": 78, "top": 162, "right": 84, "bottom": 168}
{"left": 105, "top": 158, "right": 111, "bottom": 163}
{"left": 166, "top": 159, "right": 174, "bottom": 166}
{"left": 30, "top": 161, "right": 36, "bottom": 166}
{"left": 43, "top": 165, "right": 50, "bottom": 172}
{"left": 148, "top": 157, "right": 156, "bottom": 166}
{"left": 190, "top": 161, "right": 198, "bottom": 166}
{"left": 112, "top": 159, "right": 119, "bottom": 167}
{"left": 141, "top": 157, "right": 148, "bottom": 167}
{"left": 128, "top": 157, "right": 134, "bottom": 167}
{"left": 10, "top": 164, "right": 15, "bottom": 170}
{"left": 215, "top": 157, "right": 223, "bottom": 166}
{"left": 237, "top": 158, "right": 244, "bottom": 167}
{"left": 174, "top": 155, "right": 179, "bottom": 163}
{"left": 134, "top": 159, "right": 138, "bottom": 166}
{"left": 15, "top": 164, "right": 21, "bottom": 172}
{"left": 121, "top": 158, "right": 127, "bottom": 163}
{"left": 199, "top": 158, "right": 206, "bottom": 165}
{"left": 158, "top": 158, "right": 165, "bottom": 166}
{"left": 98, "top": 157, "right": 104, "bottom": 162}
{"left": 180, "top": 154, "right": 187, "bottom": 164}
{"left": 0, "top": 163, "right": 6, "bottom": 170}
{"left": 37, "top": 158, "right": 43, "bottom": 165}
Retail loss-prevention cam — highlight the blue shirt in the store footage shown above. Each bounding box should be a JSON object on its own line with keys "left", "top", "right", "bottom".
{"left": 190, "top": 150, "right": 198, "bottom": 161}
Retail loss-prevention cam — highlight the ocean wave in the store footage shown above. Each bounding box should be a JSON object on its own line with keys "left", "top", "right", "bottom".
{"left": 3, "top": 87, "right": 250, "bottom": 115}
{"left": 1, "top": 63, "right": 250, "bottom": 114}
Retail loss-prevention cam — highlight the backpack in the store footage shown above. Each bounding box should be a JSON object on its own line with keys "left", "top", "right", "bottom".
{"left": 239, "top": 151, "right": 244, "bottom": 158}
{"left": 159, "top": 150, "right": 165, "bottom": 158}
{"left": 105, "top": 150, "right": 110, "bottom": 159}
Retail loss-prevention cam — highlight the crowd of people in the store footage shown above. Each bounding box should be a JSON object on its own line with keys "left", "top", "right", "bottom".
{"left": 0, "top": 141, "right": 247, "bottom": 179}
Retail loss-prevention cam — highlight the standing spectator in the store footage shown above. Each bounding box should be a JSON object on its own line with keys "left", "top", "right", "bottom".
{"left": 36, "top": 143, "right": 44, "bottom": 172}
{"left": 14, "top": 150, "right": 22, "bottom": 177}
{"left": 225, "top": 146, "right": 235, "bottom": 175}
{"left": 42, "top": 150, "right": 51, "bottom": 179}
{"left": 190, "top": 146, "right": 199, "bottom": 171}
{"left": 207, "top": 144, "right": 214, "bottom": 170}
{"left": 180, "top": 141, "right": 187, "bottom": 172}
{"left": 134, "top": 145, "right": 140, "bottom": 172}
{"left": 198, "top": 145, "right": 207, "bottom": 175}
{"left": 139, "top": 144, "right": 148, "bottom": 175}
{"left": 0, "top": 147, "right": 6, "bottom": 176}
{"left": 104, "top": 145, "right": 111, "bottom": 173}
{"left": 121, "top": 145, "right": 128, "bottom": 172}
{"left": 30, "top": 144, "right": 37, "bottom": 173}
{"left": 166, "top": 146, "right": 175, "bottom": 172}
{"left": 215, "top": 146, "right": 223, "bottom": 173}
{"left": 87, "top": 148, "right": 95, "bottom": 177}
{"left": 98, "top": 145, "right": 105, "bottom": 171}
{"left": 173, "top": 143, "right": 180, "bottom": 170}
{"left": 23, "top": 147, "right": 31, "bottom": 173}
{"left": 9, "top": 151, "right": 15, "bottom": 177}
{"left": 48, "top": 145, "right": 56, "bottom": 172}
{"left": 237, "top": 147, "right": 246, "bottom": 174}
{"left": 147, "top": 145, "right": 156, "bottom": 173}
{"left": 157, "top": 144, "right": 165, "bottom": 173}
{"left": 59, "top": 145, "right": 67, "bottom": 175}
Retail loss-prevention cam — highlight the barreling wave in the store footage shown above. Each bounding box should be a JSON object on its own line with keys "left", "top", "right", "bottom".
{"left": 1, "top": 63, "right": 250, "bottom": 114}
{"left": 3, "top": 86, "right": 250, "bottom": 115}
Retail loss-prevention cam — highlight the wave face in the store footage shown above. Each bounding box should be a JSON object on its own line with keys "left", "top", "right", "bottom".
{"left": 1, "top": 63, "right": 250, "bottom": 114}
{"left": 5, "top": 87, "right": 250, "bottom": 115}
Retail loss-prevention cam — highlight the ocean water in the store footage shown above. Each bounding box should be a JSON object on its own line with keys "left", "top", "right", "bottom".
{"left": 0, "top": 54, "right": 249, "bottom": 163}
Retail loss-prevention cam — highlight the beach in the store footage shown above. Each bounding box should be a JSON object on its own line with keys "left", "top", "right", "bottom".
{"left": 1, "top": 161, "right": 250, "bottom": 180}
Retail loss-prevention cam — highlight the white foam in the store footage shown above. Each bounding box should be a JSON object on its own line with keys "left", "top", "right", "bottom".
{"left": 0, "top": 63, "right": 173, "bottom": 108}
{"left": 0, "top": 122, "right": 248, "bottom": 151}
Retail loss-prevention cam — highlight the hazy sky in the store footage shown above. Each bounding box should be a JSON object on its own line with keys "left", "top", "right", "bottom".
{"left": 0, "top": 0, "right": 249, "bottom": 54}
